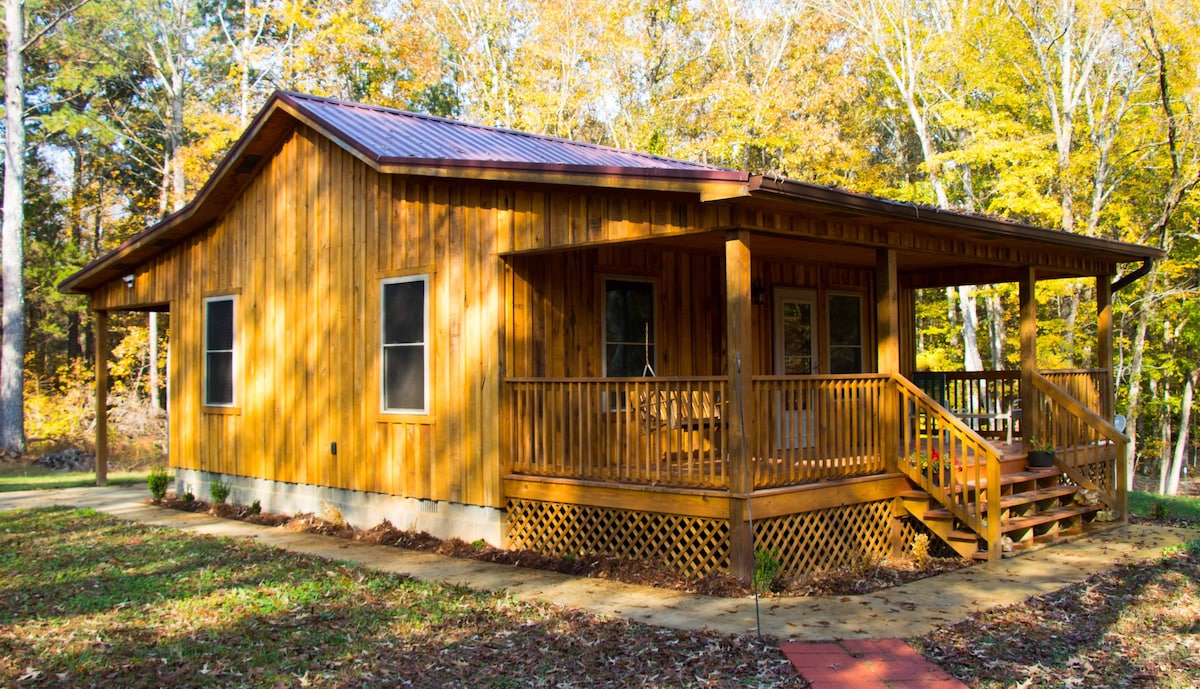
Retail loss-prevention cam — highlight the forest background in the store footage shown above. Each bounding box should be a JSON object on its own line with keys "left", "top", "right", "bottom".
{"left": 2, "top": 0, "right": 1198, "bottom": 493}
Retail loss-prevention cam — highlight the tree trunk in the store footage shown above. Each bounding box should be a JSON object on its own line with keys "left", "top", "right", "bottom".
{"left": 149, "top": 312, "right": 160, "bottom": 409}
{"left": 1166, "top": 368, "right": 1198, "bottom": 496}
{"left": 1125, "top": 267, "right": 1157, "bottom": 490}
{"left": 1, "top": 0, "right": 27, "bottom": 452}
{"left": 959, "top": 286, "right": 983, "bottom": 371}
{"left": 987, "top": 291, "right": 1005, "bottom": 369}
{"left": 1158, "top": 379, "right": 1171, "bottom": 495}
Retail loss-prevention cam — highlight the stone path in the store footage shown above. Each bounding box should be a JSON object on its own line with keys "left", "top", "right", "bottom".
{"left": 3, "top": 484, "right": 1193, "bottom": 687}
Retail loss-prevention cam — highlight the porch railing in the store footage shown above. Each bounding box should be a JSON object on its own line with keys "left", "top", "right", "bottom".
{"left": 895, "top": 375, "right": 1003, "bottom": 560}
{"left": 505, "top": 376, "right": 729, "bottom": 489}
{"left": 1042, "top": 369, "right": 1112, "bottom": 420}
{"left": 915, "top": 371, "right": 1020, "bottom": 441}
{"left": 748, "top": 375, "right": 890, "bottom": 487}
{"left": 1029, "top": 372, "right": 1127, "bottom": 516}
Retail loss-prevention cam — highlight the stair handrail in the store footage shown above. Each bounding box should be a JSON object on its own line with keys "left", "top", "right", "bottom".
{"left": 892, "top": 374, "right": 1004, "bottom": 561}
{"left": 1029, "top": 372, "right": 1128, "bottom": 517}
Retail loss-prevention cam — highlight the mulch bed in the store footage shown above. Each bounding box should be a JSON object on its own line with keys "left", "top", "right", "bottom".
{"left": 153, "top": 493, "right": 969, "bottom": 598}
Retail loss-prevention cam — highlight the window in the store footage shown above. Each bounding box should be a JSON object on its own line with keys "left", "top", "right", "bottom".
{"left": 204, "top": 296, "right": 236, "bottom": 407}
{"left": 828, "top": 293, "right": 864, "bottom": 374}
{"left": 381, "top": 275, "right": 430, "bottom": 414}
{"left": 604, "top": 278, "right": 655, "bottom": 377}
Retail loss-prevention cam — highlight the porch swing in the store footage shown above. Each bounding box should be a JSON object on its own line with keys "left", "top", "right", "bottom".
{"left": 637, "top": 323, "right": 724, "bottom": 436}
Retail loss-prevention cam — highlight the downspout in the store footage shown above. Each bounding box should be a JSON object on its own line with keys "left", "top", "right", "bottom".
{"left": 1111, "top": 258, "right": 1154, "bottom": 293}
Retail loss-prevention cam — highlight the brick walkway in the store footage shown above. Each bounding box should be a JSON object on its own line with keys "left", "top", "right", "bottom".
{"left": 779, "top": 638, "right": 967, "bottom": 689}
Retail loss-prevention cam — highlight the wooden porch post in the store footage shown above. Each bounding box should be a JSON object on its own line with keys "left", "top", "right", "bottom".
{"left": 876, "top": 249, "right": 902, "bottom": 478}
{"left": 725, "top": 230, "right": 754, "bottom": 583}
{"left": 876, "top": 248, "right": 900, "bottom": 375}
{"left": 1096, "top": 275, "right": 1114, "bottom": 420}
{"left": 94, "top": 310, "right": 109, "bottom": 486}
{"left": 1019, "top": 268, "right": 1038, "bottom": 441}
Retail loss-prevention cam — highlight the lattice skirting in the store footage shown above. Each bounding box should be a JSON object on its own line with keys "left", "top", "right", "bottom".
{"left": 505, "top": 498, "right": 924, "bottom": 579}
{"left": 505, "top": 499, "right": 730, "bottom": 576}
{"left": 753, "top": 500, "right": 906, "bottom": 578}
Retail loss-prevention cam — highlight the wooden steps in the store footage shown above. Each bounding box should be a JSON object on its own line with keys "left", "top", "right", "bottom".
{"left": 899, "top": 453, "right": 1108, "bottom": 560}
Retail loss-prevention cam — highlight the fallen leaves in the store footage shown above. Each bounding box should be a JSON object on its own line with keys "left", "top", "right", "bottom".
{"left": 914, "top": 547, "right": 1200, "bottom": 688}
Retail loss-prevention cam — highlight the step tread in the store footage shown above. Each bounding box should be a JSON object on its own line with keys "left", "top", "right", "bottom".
{"left": 922, "top": 486, "right": 1082, "bottom": 520}
{"left": 946, "top": 504, "right": 1100, "bottom": 541}
{"left": 955, "top": 467, "right": 1061, "bottom": 491}
{"left": 968, "top": 515, "right": 1123, "bottom": 559}
{"left": 998, "top": 504, "right": 1099, "bottom": 532}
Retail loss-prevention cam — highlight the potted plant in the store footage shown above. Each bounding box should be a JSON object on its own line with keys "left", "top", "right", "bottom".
{"left": 1026, "top": 437, "right": 1056, "bottom": 468}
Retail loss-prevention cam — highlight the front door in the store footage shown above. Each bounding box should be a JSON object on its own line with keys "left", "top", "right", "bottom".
{"left": 774, "top": 289, "right": 818, "bottom": 449}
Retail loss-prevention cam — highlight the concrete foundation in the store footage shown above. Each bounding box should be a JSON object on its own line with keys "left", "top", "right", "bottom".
{"left": 173, "top": 469, "right": 504, "bottom": 545}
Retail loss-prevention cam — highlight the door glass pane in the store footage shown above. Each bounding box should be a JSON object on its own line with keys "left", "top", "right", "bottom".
{"left": 782, "top": 301, "right": 812, "bottom": 375}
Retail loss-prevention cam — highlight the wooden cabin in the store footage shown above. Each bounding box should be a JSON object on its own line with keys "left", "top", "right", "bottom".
{"left": 61, "top": 91, "right": 1163, "bottom": 581}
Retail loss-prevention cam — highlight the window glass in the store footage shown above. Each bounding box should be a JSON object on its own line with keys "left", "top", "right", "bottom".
{"left": 781, "top": 301, "right": 814, "bottom": 375}
{"left": 382, "top": 276, "right": 429, "bottom": 413}
{"left": 828, "top": 293, "right": 863, "bottom": 374}
{"left": 604, "top": 279, "right": 655, "bottom": 377}
{"left": 204, "top": 297, "right": 235, "bottom": 406}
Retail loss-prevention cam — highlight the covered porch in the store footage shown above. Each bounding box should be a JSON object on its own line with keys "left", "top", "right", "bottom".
{"left": 499, "top": 184, "right": 1151, "bottom": 581}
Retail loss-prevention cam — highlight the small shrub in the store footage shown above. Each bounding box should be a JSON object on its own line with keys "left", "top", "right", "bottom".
{"left": 249, "top": 499, "right": 261, "bottom": 515}
{"left": 754, "top": 547, "right": 781, "bottom": 592}
{"left": 209, "top": 479, "right": 231, "bottom": 505}
{"left": 1151, "top": 499, "right": 1168, "bottom": 521}
{"left": 181, "top": 488, "right": 194, "bottom": 504}
{"left": 471, "top": 539, "right": 487, "bottom": 550}
{"left": 910, "top": 533, "right": 931, "bottom": 567}
{"left": 1164, "top": 536, "right": 1200, "bottom": 557}
{"left": 847, "top": 549, "right": 884, "bottom": 576}
{"left": 147, "top": 466, "right": 170, "bottom": 502}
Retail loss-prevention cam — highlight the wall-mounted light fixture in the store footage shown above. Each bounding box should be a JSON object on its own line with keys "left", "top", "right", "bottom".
{"left": 751, "top": 279, "right": 766, "bottom": 306}
{"left": 122, "top": 274, "right": 135, "bottom": 288}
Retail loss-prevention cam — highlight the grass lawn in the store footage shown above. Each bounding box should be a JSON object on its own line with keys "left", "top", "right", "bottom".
{"left": 0, "top": 470, "right": 149, "bottom": 492}
{"left": 1130, "top": 490, "right": 1200, "bottom": 524}
{"left": 0, "top": 508, "right": 800, "bottom": 688}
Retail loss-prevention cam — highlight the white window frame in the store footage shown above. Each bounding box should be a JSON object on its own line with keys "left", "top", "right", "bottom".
{"left": 203, "top": 295, "right": 237, "bottom": 408}
{"left": 380, "top": 274, "right": 431, "bottom": 415}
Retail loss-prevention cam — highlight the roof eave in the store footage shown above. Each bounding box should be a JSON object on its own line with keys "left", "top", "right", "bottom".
{"left": 747, "top": 176, "right": 1166, "bottom": 263}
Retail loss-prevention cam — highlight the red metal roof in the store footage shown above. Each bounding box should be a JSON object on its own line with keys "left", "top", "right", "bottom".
{"left": 280, "top": 91, "right": 745, "bottom": 181}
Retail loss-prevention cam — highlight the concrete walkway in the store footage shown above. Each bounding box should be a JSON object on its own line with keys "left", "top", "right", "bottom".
{"left": 2, "top": 484, "right": 1193, "bottom": 642}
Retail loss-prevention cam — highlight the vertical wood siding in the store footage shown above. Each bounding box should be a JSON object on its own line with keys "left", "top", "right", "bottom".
{"left": 86, "top": 122, "right": 877, "bottom": 509}
{"left": 506, "top": 249, "right": 873, "bottom": 379}
{"left": 90, "top": 125, "right": 506, "bottom": 507}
